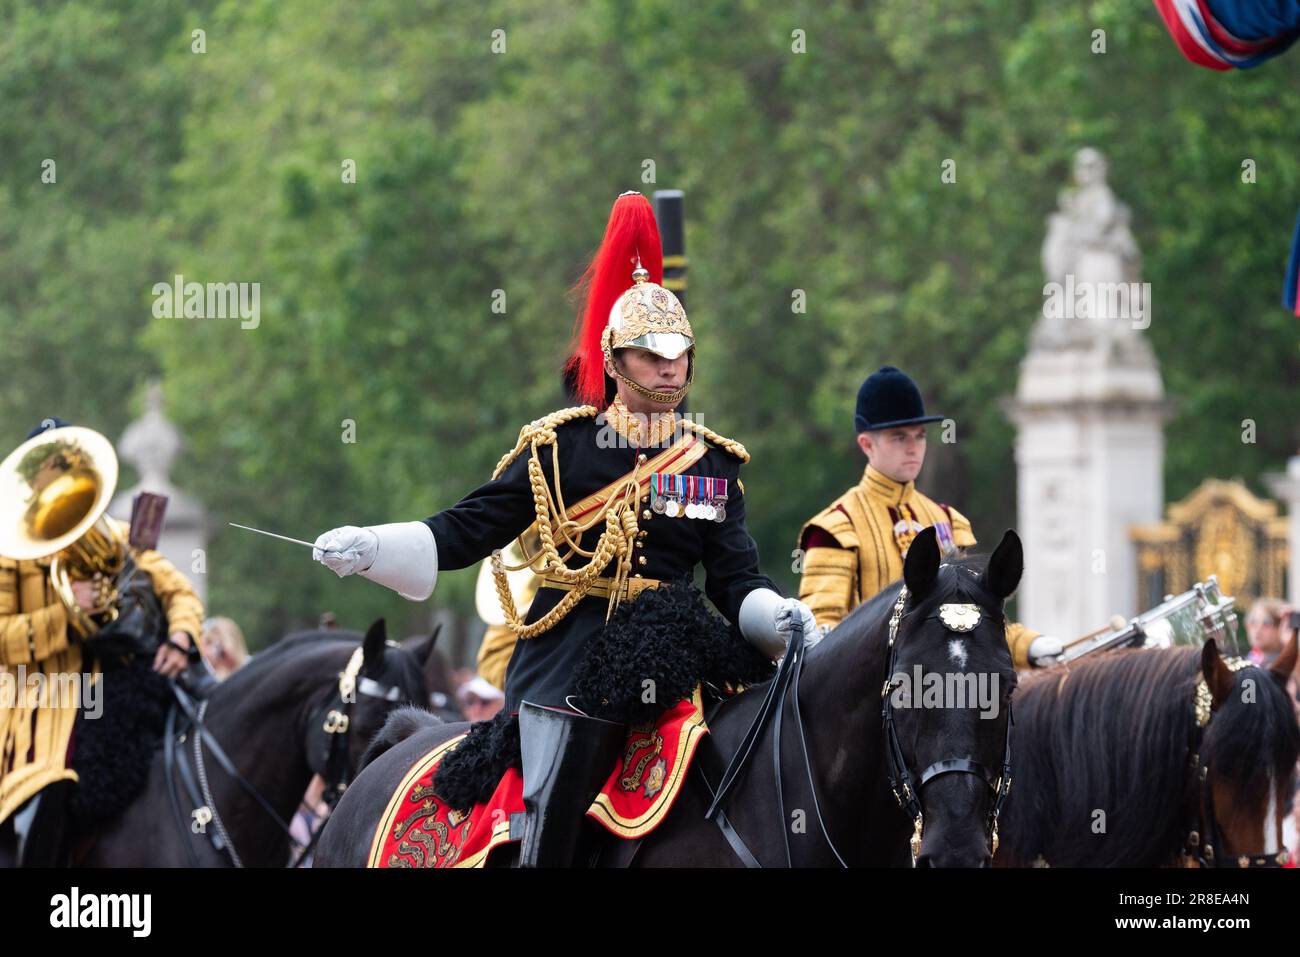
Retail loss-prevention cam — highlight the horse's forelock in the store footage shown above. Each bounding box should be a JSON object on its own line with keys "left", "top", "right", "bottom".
{"left": 369, "top": 641, "right": 429, "bottom": 705}
{"left": 829, "top": 555, "right": 1005, "bottom": 658}
{"left": 898, "top": 562, "right": 1010, "bottom": 660}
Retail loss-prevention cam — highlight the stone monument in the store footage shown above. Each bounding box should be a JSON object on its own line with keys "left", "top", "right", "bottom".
{"left": 1006, "top": 147, "right": 1172, "bottom": 639}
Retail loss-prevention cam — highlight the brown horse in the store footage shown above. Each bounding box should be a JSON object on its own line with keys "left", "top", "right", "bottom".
{"left": 997, "top": 634, "right": 1299, "bottom": 867}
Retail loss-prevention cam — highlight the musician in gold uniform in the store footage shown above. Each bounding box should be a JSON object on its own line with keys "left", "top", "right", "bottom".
{"left": 0, "top": 419, "right": 204, "bottom": 866}
{"left": 796, "top": 367, "right": 1062, "bottom": 668}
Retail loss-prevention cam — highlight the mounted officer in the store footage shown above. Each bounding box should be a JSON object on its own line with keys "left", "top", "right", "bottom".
{"left": 796, "top": 367, "right": 1062, "bottom": 667}
{"left": 313, "top": 191, "right": 817, "bottom": 867}
{"left": 0, "top": 418, "right": 204, "bottom": 866}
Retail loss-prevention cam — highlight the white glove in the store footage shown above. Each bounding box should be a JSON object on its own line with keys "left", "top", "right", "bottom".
{"left": 739, "top": 589, "right": 821, "bottom": 658}
{"left": 775, "top": 597, "right": 821, "bottom": 648}
{"left": 1028, "top": 634, "right": 1064, "bottom": 665}
{"left": 312, "top": 526, "right": 378, "bottom": 578}
{"left": 312, "top": 521, "right": 438, "bottom": 601}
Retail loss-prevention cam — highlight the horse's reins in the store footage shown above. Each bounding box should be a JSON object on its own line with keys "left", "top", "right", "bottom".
{"left": 164, "top": 646, "right": 395, "bottom": 867}
{"left": 1182, "top": 659, "right": 1289, "bottom": 869}
{"left": 881, "top": 587, "right": 1013, "bottom": 866}
{"left": 701, "top": 617, "right": 848, "bottom": 867}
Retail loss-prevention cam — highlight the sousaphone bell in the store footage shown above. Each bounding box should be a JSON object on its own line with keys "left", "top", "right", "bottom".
{"left": 0, "top": 426, "right": 127, "bottom": 637}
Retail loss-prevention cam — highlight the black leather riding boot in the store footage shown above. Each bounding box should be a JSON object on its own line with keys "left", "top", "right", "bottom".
{"left": 517, "top": 701, "right": 626, "bottom": 868}
{"left": 13, "top": 780, "right": 73, "bottom": 867}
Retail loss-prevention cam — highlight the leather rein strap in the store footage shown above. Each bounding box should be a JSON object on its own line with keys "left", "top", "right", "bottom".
{"left": 701, "top": 618, "right": 849, "bottom": 867}
{"left": 163, "top": 647, "right": 397, "bottom": 867}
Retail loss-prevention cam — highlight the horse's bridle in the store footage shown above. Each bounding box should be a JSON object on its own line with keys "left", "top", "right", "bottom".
{"left": 880, "top": 587, "right": 1013, "bottom": 866}
{"left": 1181, "top": 661, "right": 1289, "bottom": 869}
{"left": 164, "top": 646, "right": 402, "bottom": 867}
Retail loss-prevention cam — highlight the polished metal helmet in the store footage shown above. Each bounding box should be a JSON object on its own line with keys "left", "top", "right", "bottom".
{"left": 602, "top": 265, "right": 694, "bottom": 363}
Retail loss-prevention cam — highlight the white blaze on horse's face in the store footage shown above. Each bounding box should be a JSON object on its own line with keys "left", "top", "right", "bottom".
{"left": 1265, "top": 771, "right": 1278, "bottom": 855}
{"left": 948, "top": 640, "right": 968, "bottom": 670}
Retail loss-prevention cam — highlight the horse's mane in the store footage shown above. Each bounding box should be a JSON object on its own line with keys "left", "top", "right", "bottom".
{"left": 216, "top": 628, "right": 425, "bottom": 703}
{"left": 1004, "top": 645, "right": 1296, "bottom": 866}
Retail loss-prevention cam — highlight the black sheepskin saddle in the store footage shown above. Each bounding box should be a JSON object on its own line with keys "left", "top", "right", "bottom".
{"left": 69, "top": 656, "right": 173, "bottom": 823}
{"left": 430, "top": 579, "right": 773, "bottom": 812}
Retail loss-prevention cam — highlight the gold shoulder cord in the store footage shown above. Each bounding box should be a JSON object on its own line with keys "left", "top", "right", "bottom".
{"left": 677, "top": 419, "right": 749, "bottom": 463}
{"left": 490, "top": 405, "right": 644, "bottom": 637}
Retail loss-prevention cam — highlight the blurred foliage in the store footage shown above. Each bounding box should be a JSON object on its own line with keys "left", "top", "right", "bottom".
{"left": 1, "top": 0, "right": 1297, "bottom": 652}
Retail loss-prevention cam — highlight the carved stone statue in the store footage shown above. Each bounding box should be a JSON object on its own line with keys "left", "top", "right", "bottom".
{"left": 118, "top": 381, "right": 181, "bottom": 492}
{"left": 1043, "top": 148, "right": 1141, "bottom": 284}
{"left": 1038, "top": 147, "right": 1144, "bottom": 347}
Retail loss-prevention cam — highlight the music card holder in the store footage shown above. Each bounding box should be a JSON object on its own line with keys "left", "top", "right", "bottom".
{"left": 128, "top": 491, "right": 169, "bottom": 551}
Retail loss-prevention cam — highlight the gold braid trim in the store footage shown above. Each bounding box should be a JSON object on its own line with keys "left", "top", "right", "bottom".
{"left": 677, "top": 419, "right": 750, "bottom": 463}
{"left": 490, "top": 406, "right": 598, "bottom": 480}
{"left": 488, "top": 405, "right": 645, "bottom": 639}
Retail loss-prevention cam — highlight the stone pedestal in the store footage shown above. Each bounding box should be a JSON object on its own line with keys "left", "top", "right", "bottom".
{"left": 1007, "top": 340, "right": 1169, "bottom": 637}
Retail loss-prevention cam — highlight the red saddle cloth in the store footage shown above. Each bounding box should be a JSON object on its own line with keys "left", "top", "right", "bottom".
{"left": 368, "top": 687, "right": 707, "bottom": 868}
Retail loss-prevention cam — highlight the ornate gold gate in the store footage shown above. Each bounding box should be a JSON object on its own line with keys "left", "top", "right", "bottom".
{"left": 1131, "top": 480, "right": 1288, "bottom": 611}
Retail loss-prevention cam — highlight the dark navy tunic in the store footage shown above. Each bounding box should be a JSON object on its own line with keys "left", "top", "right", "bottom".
{"left": 422, "top": 411, "right": 778, "bottom": 711}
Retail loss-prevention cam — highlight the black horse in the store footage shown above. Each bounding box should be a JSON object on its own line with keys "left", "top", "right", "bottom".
{"left": 998, "top": 633, "right": 1300, "bottom": 867}
{"left": 401, "top": 628, "right": 464, "bottom": 722}
{"left": 315, "top": 527, "right": 1023, "bottom": 867}
{"left": 69, "top": 619, "right": 431, "bottom": 867}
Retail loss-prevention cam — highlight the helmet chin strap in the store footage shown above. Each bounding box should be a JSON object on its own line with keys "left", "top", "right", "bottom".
{"left": 606, "top": 350, "right": 695, "bottom": 406}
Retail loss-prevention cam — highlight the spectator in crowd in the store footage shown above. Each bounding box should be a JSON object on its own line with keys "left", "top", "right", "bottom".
{"left": 200, "top": 616, "right": 248, "bottom": 680}
{"left": 456, "top": 675, "right": 504, "bottom": 723}
{"left": 1245, "top": 598, "right": 1290, "bottom": 667}
{"left": 289, "top": 773, "right": 331, "bottom": 867}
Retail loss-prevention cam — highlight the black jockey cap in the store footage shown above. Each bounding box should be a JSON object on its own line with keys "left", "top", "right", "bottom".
{"left": 26, "top": 417, "right": 71, "bottom": 440}
{"left": 853, "top": 367, "right": 944, "bottom": 433}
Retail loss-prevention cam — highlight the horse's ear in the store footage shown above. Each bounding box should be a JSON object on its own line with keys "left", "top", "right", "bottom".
{"left": 362, "top": 617, "right": 387, "bottom": 670}
{"left": 402, "top": 624, "right": 441, "bottom": 669}
{"left": 1201, "top": 639, "right": 1235, "bottom": 708}
{"left": 1270, "top": 629, "right": 1298, "bottom": 683}
{"left": 981, "top": 530, "right": 1023, "bottom": 601}
{"left": 903, "top": 526, "right": 940, "bottom": 597}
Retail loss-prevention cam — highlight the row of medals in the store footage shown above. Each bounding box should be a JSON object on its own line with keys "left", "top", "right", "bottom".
{"left": 651, "top": 490, "right": 726, "bottom": 522}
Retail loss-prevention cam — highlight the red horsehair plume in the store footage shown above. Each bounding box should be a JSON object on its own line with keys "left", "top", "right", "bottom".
{"left": 565, "top": 192, "right": 664, "bottom": 407}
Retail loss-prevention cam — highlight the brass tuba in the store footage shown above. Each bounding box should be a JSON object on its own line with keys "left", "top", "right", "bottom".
{"left": 0, "top": 426, "right": 127, "bottom": 637}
